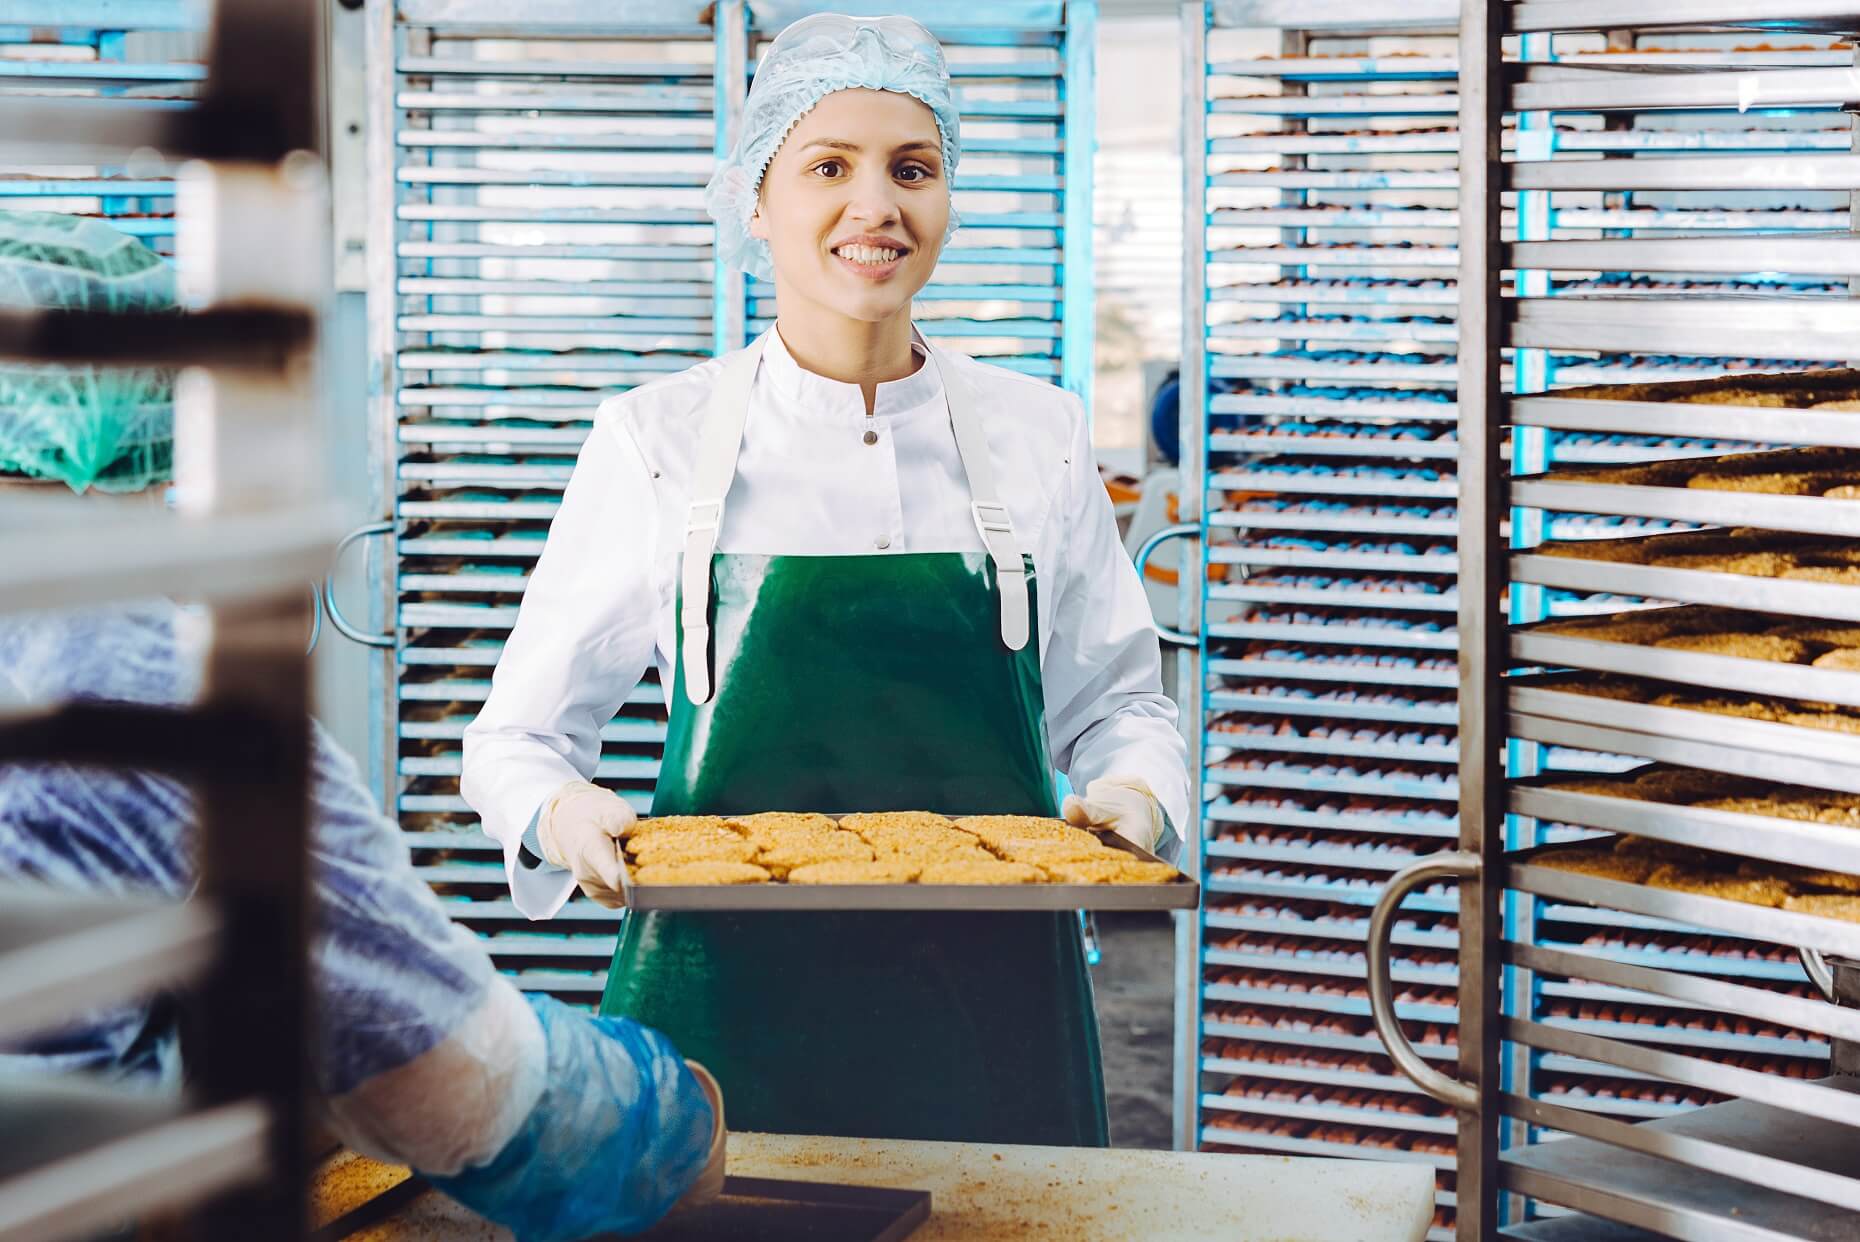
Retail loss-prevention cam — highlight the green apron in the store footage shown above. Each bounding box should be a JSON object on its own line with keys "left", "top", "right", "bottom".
{"left": 598, "top": 330, "right": 1109, "bottom": 1146}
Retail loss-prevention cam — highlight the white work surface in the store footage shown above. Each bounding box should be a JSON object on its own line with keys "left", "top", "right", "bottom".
{"left": 338, "top": 1133, "right": 1434, "bottom": 1241}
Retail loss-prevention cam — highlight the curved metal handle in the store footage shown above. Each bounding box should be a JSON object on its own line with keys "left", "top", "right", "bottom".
{"left": 323, "top": 520, "right": 395, "bottom": 649}
{"left": 305, "top": 583, "right": 323, "bottom": 656}
{"left": 1368, "top": 850, "right": 1482, "bottom": 1112}
{"left": 1801, "top": 946, "right": 1838, "bottom": 1004}
{"left": 1131, "top": 522, "right": 1200, "bottom": 647}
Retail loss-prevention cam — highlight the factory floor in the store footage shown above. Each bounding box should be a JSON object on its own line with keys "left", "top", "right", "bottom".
{"left": 1089, "top": 911, "right": 1176, "bottom": 1150}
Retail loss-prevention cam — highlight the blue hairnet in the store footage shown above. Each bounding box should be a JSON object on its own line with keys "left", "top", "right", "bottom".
{"left": 705, "top": 13, "right": 962, "bottom": 280}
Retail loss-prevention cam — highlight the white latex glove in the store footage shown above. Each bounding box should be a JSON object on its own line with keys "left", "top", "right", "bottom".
{"left": 535, "top": 780, "right": 634, "bottom": 908}
{"left": 1063, "top": 776, "right": 1167, "bottom": 853}
{"left": 669, "top": 1060, "right": 727, "bottom": 1214}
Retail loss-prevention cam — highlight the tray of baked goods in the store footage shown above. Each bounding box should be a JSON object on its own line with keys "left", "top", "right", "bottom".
{"left": 1511, "top": 835, "right": 1860, "bottom": 961}
{"left": 1513, "top": 445, "right": 1860, "bottom": 538}
{"left": 1515, "top": 525, "right": 1860, "bottom": 621}
{"left": 1507, "top": 671, "right": 1860, "bottom": 796}
{"left": 1513, "top": 368, "right": 1860, "bottom": 449}
{"left": 614, "top": 811, "right": 1198, "bottom": 911}
{"left": 1513, "top": 765, "right": 1860, "bottom": 881}
{"left": 1514, "top": 603, "right": 1860, "bottom": 709}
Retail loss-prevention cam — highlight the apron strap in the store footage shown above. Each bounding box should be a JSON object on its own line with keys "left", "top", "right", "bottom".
{"left": 925, "top": 338, "right": 1031, "bottom": 652}
{"left": 681, "top": 333, "right": 769, "bottom": 705}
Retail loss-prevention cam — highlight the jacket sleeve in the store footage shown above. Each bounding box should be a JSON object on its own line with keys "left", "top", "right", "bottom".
{"left": 461, "top": 404, "right": 663, "bottom": 919}
{"left": 1039, "top": 402, "right": 1192, "bottom": 843}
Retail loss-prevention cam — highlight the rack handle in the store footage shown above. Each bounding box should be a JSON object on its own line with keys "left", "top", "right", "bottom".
{"left": 1131, "top": 522, "right": 1199, "bottom": 647}
{"left": 305, "top": 582, "right": 322, "bottom": 655}
{"left": 1367, "top": 850, "right": 1481, "bottom": 1112}
{"left": 323, "top": 520, "right": 395, "bottom": 649}
{"left": 1800, "top": 946, "right": 1838, "bottom": 1004}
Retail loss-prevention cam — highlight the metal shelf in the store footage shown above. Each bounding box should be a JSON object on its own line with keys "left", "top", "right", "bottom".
{"left": 0, "top": 889, "right": 218, "bottom": 1046}
{"left": 1208, "top": 621, "right": 1459, "bottom": 651}
{"left": 1511, "top": 679, "right": 1860, "bottom": 797}
{"left": 0, "top": 498, "right": 347, "bottom": 622}
{"left": 1203, "top": 982, "right": 1457, "bottom": 1025}
{"left": 0, "top": 1078, "right": 267, "bottom": 1242}
{"left": 1513, "top": 550, "right": 1860, "bottom": 623}
{"left": 1513, "top": 477, "right": 1860, "bottom": 541}
{"left": 1205, "top": 799, "right": 1460, "bottom": 839}
{"left": 1208, "top": 727, "right": 1458, "bottom": 761}
{"left": 1511, "top": 846, "right": 1860, "bottom": 961}
{"left": 1202, "top": 1091, "right": 1457, "bottom": 1135}
{"left": 1206, "top": 761, "right": 1459, "bottom": 801}
{"left": 1206, "top": 690, "right": 1457, "bottom": 726}
{"left": 1201, "top": 1055, "right": 1431, "bottom": 1096}
{"left": 1513, "top": 785, "right": 1860, "bottom": 878}
{"left": 1513, "top": 298, "right": 1860, "bottom": 359}
{"left": 1207, "top": 910, "right": 1460, "bottom": 950}
{"left": 1504, "top": 1080, "right": 1860, "bottom": 1236}
{"left": 1204, "top": 1020, "right": 1459, "bottom": 1061}
{"left": 1512, "top": 621, "right": 1860, "bottom": 710}
{"left": 1201, "top": 1125, "right": 1458, "bottom": 1170}
{"left": 1512, "top": 393, "right": 1860, "bottom": 450}
{"left": 1209, "top": 656, "right": 1459, "bottom": 686}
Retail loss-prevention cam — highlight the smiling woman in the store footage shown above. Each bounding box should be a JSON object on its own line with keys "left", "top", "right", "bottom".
{"left": 461, "top": 12, "right": 1190, "bottom": 1150}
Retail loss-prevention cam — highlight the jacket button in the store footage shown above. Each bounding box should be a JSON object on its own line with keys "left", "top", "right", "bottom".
{"left": 875, "top": 536, "right": 891, "bottom": 550}
{"left": 863, "top": 429, "right": 879, "bottom": 445}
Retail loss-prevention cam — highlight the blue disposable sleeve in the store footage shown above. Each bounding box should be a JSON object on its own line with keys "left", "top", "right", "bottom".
{"left": 429, "top": 995, "right": 715, "bottom": 1242}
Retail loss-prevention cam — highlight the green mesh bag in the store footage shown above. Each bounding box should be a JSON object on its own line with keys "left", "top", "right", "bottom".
{"left": 0, "top": 209, "right": 176, "bottom": 493}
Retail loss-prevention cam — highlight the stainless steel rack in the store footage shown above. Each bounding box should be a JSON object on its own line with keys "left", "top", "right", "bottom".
{"left": 1361, "top": 4, "right": 1860, "bottom": 1238}
{"left": 357, "top": 0, "right": 1099, "bottom": 998}
{"left": 0, "top": 2, "right": 332, "bottom": 1239}
{"left": 1179, "top": 5, "right": 1860, "bottom": 1235}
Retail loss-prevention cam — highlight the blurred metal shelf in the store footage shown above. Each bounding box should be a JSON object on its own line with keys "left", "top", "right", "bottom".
{"left": 0, "top": 1080, "right": 267, "bottom": 1242}
{"left": 1513, "top": 550, "right": 1860, "bottom": 623}
{"left": 1201, "top": 1091, "right": 1457, "bottom": 1135}
{"left": 1206, "top": 689, "right": 1457, "bottom": 725}
{"left": 0, "top": 890, "right": 218, "bottom": 1046}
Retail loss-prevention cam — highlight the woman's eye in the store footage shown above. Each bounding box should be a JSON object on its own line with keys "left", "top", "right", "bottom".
{"left": 813, "top": 160, "right": 844, "bottom": 178}
{"left": 896, "top": 164, "right": 931, "bottom": 183}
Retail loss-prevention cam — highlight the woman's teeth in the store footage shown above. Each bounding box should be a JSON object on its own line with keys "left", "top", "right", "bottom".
{"left": 837, "top": 244, "right": 901, "bottom": 265}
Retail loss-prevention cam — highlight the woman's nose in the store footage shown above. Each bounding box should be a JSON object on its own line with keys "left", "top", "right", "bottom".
{"left": 842, "top": 170, "right": 902, "bottom": 225}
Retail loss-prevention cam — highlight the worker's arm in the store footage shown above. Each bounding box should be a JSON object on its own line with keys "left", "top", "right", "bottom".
{"left": 0, "top": 602, "right": 718, "bottom": 1237}
{"left": 1039, "top": 401, "right": 1192, "bottom": 849}
{"left": 461, "top": 398, "right": 663, "bottom": 919}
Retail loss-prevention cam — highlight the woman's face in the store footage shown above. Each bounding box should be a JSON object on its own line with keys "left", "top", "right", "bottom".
{"left": 751, "top": 88, "right": 950, "bottom": 324}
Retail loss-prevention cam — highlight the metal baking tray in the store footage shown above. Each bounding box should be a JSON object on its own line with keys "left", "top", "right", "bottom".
{"left": 1513, "top": 549, "right": 1860, "bottom": 623}
{"left": 638, "top": 1176, "right": 929, "bottom": 1242}
{"left": 1507, "top": 841, "right": 1860, "bottom": 960}
{"left": 1509, "top": 673, "right": 1860, "bottom": 795}
{"left": 1512, "top": 782, "right": 1860, "bottom": 877}
{"left": 1511, "top": 393, "right": 1860, "bottom": 450}
{"left": 1511, "top": 613, "right": 1860, "bottom": 709}
{"left": 1512, "top": 476, "right": 1860, "bottom": 539}
{"left": 620, "top": 825, "right": 1198, "bottom": 912}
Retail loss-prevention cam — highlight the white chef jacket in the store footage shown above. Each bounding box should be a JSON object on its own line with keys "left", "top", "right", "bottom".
{"left": 461, "top": 327, "right": 1191, "bottom": 918}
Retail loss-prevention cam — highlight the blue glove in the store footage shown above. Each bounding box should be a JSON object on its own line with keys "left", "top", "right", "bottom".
{"left": 431, "top": 995, "right": 715, "bottom": 1242}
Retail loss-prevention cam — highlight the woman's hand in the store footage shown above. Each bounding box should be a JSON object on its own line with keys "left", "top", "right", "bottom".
{"left": 536, "top": 780, "right": 634, "bottom": 907}
{"left": 1062, "top": 776, "right": 1167, "bottom": 853}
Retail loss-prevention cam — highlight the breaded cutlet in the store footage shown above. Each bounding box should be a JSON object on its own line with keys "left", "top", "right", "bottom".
{"left": 786, "top": 859, "right": 922, "bottom": 885}
{"left": 1646, "top": 864, "right": 1791, "bottom": 907}
{"left": 1040, "top": 858, "right": 1180, "bottom": 885}
{"left": 1533, "top": 847, "right": 1654, "bottom": 884}
{"left": 1783, "top": 893, "right": 1860, "bottom": 922}
{"left": 631, "top": 861, "right": 771, "bottom": 885}
{"left": 916, "top": 859, "right": 1046, "bottom": 885}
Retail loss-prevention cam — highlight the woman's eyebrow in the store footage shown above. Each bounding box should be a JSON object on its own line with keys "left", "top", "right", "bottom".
{"left": 798, "top": 138, "right": 940, "bottom": 156}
